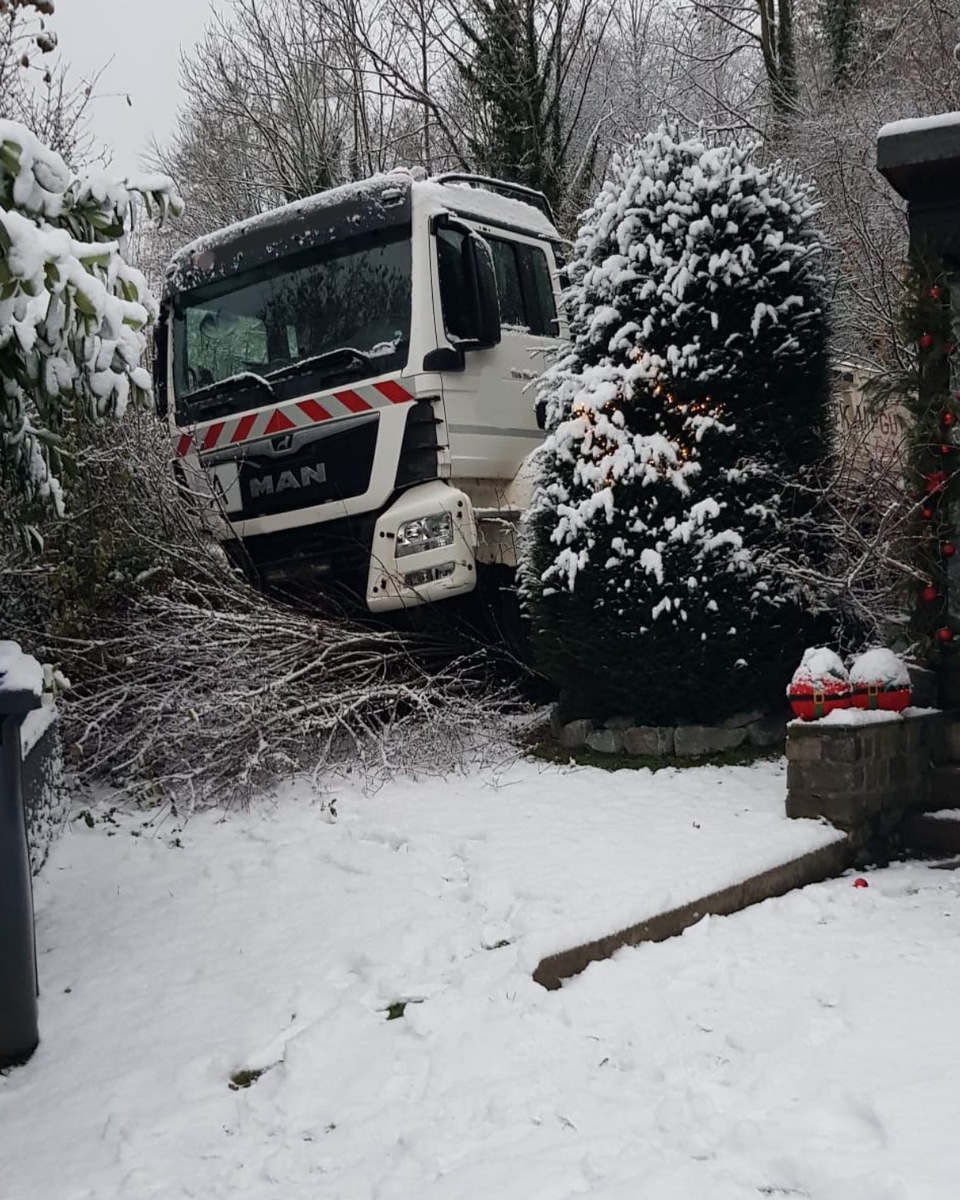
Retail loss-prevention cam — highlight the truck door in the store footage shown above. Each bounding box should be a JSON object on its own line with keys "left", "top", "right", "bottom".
{"left": 433, "top": 222, "right": 562, "bottom": 483}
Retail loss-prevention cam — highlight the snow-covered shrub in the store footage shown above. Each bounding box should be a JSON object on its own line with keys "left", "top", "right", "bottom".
{"left": 521, "top": 123, "right": 832, "bottom": 723}
{"left": 0, "top": 119, "right": 180, "bottom": 540}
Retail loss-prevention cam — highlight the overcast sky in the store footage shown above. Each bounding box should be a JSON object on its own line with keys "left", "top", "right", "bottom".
{"left": 52, "top": 0, "right": 215, "bottom": 176}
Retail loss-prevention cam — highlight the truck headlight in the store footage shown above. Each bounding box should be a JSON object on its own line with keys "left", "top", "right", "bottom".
{"left": 395, "top": 511, "right": 454, "bottom": 558}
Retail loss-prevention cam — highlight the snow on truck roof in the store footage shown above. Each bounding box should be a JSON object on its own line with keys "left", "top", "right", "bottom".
{"left": 414, "top": 176, "right": 559, "bottom": 238}
{"left": 168, "top": 171, "right": 560, "bottom": 292}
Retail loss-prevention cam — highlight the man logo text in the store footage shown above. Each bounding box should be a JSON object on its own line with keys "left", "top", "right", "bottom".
{"left": 249, "top": 463, "right": 327, "bottom": 498}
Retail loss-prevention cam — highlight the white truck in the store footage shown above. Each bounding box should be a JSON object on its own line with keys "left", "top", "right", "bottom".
{"left": 154, "top": 170, "right": 566, "bottom": 610}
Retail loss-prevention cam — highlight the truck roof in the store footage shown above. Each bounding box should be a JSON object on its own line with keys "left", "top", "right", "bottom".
{"left": 166, "top": 172, "right": 561, "bottom": 295}
{"left": 413, "top": 176, "right": 560, "bottom": 240}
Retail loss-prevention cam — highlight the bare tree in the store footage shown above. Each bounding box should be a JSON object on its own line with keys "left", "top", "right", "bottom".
{"left": 758, "top": 398, "right": 920, "bottom": 650}
{"left": 785, "top": 0, "right": 960, "bottom": 368}
{"left": 648, "top": 0, "right": 799, "bottom": 127}
{"left": 148, "top": 0, "right": 434, "bottom": 265}
{"left": 0, "top": 1, "right": 96, "bottom": 169}
{"left": 443, "top": 0, "right": 615, "bottom": 215}
{"left": 370, "top": 0, "right": 460, "bottom": 175}
{"left": 620, "top": 0, "right": 767, "bottom": 137}
{"left": 325, "top": 0, "right": 616, "bottom": 227}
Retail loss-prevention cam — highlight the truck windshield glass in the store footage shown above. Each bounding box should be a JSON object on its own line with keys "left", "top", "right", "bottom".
{"left": 173, "top": 229, "right": 412, "bottom": 411}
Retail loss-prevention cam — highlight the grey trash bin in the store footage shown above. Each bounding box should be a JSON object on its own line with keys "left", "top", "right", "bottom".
{"left": 0, "top": 643, "right": 42, "bottom": 1068}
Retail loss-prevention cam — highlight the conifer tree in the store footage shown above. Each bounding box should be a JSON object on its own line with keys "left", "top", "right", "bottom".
{"left": 521, "top": 124, "right": 831, "bottom": 723}
{"left": 451, "top": 0, "right": 607, "bottom": 220}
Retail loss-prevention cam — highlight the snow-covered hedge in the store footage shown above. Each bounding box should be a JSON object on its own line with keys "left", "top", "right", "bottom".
{"left": 521, "top": 124, "right": 832, "bottom": 723}
{"left": 0, "top": 120, "right": 180, "bottom": 534}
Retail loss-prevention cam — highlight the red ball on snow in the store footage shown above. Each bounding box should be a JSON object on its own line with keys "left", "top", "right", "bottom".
{"left": 921, "top": 584, "right": 939, "bottom": 603}
{"left": 853, "top": 877, "right": 869, "bottom": 888}
{"left": 942, "top": 542, "right": 956, "bottom": 557}
{"left": 937, "top": 627, "right": 954, "bottom": 642}
{"left": 944, "top": 412, "right": 956, "bottom": 427}
{"left": 941, "top": 444, "right": 953, "bottom": 456}
{"left": 919, "top": 332, "right": 935, "bottom": 349}
{"left": 787, "top": 649, "right": 851, "bottom": 721}
{"left": 922, "top": 507, "right": 935, "bottom": 520}
{"left": 849, "top": 649, "right": 912, "bottom": 713}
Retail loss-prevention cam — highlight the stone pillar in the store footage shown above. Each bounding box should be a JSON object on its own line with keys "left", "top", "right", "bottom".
{"left": 785, "top": 710, "right": 947, "bottom": 853}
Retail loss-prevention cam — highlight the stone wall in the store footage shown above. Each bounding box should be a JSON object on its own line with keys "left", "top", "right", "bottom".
{"left": 553, "top": 708, "right": 787, "bottom": 757}
{"left": 785, "top": 711, "right": 947, "bottom": 850}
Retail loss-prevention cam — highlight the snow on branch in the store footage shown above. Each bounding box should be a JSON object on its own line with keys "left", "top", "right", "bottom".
{"left": 0, "top": 119, "right": 182, "bottom": 530}
{"left": 53, "top": 554, "right": 513, "bottom": 806}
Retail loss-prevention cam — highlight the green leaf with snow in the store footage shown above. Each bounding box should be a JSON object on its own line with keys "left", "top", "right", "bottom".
{"left": 0, "top": 119, "right": 183, "bottom": 529}
{"left": 0, "top": 139, "right": 23, "bottom": 178}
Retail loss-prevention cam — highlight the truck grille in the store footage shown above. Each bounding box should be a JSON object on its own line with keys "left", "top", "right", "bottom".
{"left": 236, "top": 418, "right": 378, "bottom": 519}
{"left": 225, "top": 513, "right": 378, "bottom": 606}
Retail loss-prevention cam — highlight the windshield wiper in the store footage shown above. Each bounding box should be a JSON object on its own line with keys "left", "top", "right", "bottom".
{"left": 186, "top": 371, "right": 277, "bottom": 415}
{"left": 265, "top": 348, "right": 376, "bottom": 386}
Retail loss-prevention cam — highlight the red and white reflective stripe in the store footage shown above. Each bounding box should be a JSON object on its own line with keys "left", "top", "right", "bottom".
{"left": 175, "top": 378, "right": 415, "bottom": 457}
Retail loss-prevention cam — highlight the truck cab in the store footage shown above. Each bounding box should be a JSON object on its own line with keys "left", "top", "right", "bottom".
{"left": 156, "top": 171, "right": 566, "bottom": 610}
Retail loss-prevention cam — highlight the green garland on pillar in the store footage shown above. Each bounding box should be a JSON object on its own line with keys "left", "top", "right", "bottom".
{"left": 896, "top": 253, "right": 959, "bottom": 653}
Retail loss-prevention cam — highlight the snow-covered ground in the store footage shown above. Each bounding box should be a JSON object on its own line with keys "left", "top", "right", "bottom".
{"left": 1, "top": 757, "right": 957, "bottom": 1199}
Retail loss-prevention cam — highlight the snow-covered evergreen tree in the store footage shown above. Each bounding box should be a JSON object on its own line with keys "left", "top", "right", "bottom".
{"left": 521, "top": 124, "right": 831, "bottom": 724}
{"left": 0, "top": 120, "right": 180, "bottom": 539}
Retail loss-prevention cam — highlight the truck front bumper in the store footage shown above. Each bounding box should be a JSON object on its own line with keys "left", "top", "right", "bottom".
{"left": 366, "top": 481, "right": 478, "bottom": 611}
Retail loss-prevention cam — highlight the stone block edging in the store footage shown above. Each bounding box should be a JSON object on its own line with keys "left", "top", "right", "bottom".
{"left": 553, "top": 708, "right": 786, "bottom": 758}
{"left": 533, "top": 837, "right": 852, "bottom": 990}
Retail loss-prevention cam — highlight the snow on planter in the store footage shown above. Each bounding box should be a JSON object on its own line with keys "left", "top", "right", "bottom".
{"left": 787, "top": 647, "right": 852, "bottom": 721}
{"left": 849, "top": 648, "right": 912, "bottom": 713}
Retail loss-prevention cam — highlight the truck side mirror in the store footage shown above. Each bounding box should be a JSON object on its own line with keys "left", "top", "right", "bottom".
{"left": 435, "top": 217, "right": 501, "bottom": 350}
{"left": 153, "top": 301, "right": 169, "bottom": 419}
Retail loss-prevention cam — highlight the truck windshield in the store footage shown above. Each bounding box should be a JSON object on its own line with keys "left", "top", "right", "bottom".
{"left": 172, "top": 229, "right": 412, "bottom": 417}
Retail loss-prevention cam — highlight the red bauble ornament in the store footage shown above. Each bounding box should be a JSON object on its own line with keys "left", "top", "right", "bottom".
{"left": 853, "top": 877, "right": 869, "bottom": 888}
{"left": 919, "top": 332, "right": 935, "bottom": 349}
{"left": 921, "top": 584, "right": 938, "bottom": 603}
{"left": 943, "top": 542, "right": 956, "bottom": 557}
{"left": 937, "top": 627, "right": 954, "bottom": 642}
{"left": 922, "top": 507, "right": 935, "bottom": 520}
{"left": 926, "top": 470, "right": 947, "bottom": 493}
{"left": 941, "top": 444, "right": 952, "bottom": 455}
{"left": 944, "top": 412, "right": 956, "bottom": 427}
{"left": 929, "top": 286, "right": 943, "bottom": 301}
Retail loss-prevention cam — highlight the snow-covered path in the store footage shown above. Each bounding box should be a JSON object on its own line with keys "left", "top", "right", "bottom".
{"left": 1, "top": 758, "right": 957, "bottom": 1199}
